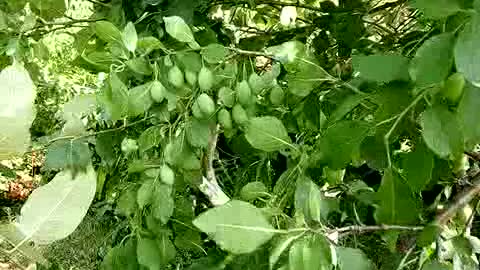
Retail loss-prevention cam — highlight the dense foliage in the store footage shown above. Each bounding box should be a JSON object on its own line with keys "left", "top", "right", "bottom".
{"left": 2, "top": 0, "right": 480, "bottom": 269}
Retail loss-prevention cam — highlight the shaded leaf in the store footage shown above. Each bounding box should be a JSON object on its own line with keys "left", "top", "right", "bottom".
{"left": 240, "top": 182, "right": 268, "bottom": 201}
{"left": 245, "top": 116, "right": 292, "bottom": 152}
{"left": 156, "top": 232, "right": 177, "bottom": 265}
{"left": 269, "top": 233, "right": 304, "bottom": 270}
{"left": 126, "top": 58, "right": 152, "bottom": 75}
{"left": 152, "top": 184, "right": 174, "bottom": 224}
{"left": 137, "top": 237, "right": 162, "bottom": 270}
{"left": 186, "top": 118, "right": 210, "bottom": 148}
{"left": 193, "top": 200, "right": 275, "bottom": 254}
{"left": 289, "top": 234, "right": 332, "bottom": 270}
{"left": 375, "top": 169, "right": 419, "bottom": 225}
{"left": 457, "top": 83, "right": 480, "bottom": 148}
{"left": 137, "top": 36, "right": 166, "bottom": 55}
{"left": 17, "top": 167, "right": 96, "bottom": 245}
{"left": 421, "top": 105, "right": 464, "bottom": 159}
{"left": 412, "top": 0, "right": 463, "bottom": 19}
{"left": 128, "top": 83, "right": 154, "bottom": 117}
{"left": 116, "top": 187, "right": 138, "bottom": 216}
{"left": 455, "top": 14, "right": 480, "bottom": 85}
{"left": 44, "top": 140, "right": 91, "bottom": 171}
{"left": 95, "top": 21, "right": 122, "bottom": 43}
{"left": 422, "top": 260, "right": 452, "bottom": 270}
{"left": 402, "top": 142, "right": 434, "bottom": 192}
{"left": 410, "top": 33, "right": 455, "bottom": 86}
{"left": 353, "top": 54, "right": 410, "bottom": 83}
{"left": 138, "top": 126, "right": 164, "bottom": 153}
{"left": 201, "top": 44, "right": 229, "bottom": 64}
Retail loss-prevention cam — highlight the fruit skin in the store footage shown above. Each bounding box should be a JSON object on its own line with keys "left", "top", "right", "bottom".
{"left": 150, "top": 80, "right": 166, "bottom": 103}
{"left": 168, "top": 65, "right": 184, "bottom": 88}
{"left": 185, "top": 70, "right": 198, "bottom": 86}
{"left": 236, "top": 80, "right": 252, "bottom": 106}
{"left": 198, "top": 67, "right": 214, "bottom": 91}
{"left": 160, "top": 164, "right": 175, "bottom": 185}
{"left": 232, "top": 104, "right": 249, "bottom": 125}
{"left": 269, "top": 85, "right": 285, "bottom": 105}
{"left": 441, "top": 73, "right": 465, "bottom": 103}
{"left": 218, "top": 87, "right": 235, "bottom": 108}
{"left": 193, "top": 93, "right": 216, "bottom": 119}
{"left": 248, "top": 73, "right": 265, "bottom": 94}
{"left": 218, "top": 108, "right": 233, "bottom": 130}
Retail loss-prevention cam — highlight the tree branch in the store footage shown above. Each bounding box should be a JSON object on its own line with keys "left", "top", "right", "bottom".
{"left": 436, "top": 172, "right": 480, "bottom": 225}
{"left": 326, "top": 224, "right": 423, "bottom": 241}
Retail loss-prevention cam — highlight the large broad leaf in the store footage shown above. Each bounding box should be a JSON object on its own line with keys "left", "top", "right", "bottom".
{"left": 245, "top": 116, "right": 292, "bottom": 152}
{"left": 0, "top": 62, "right": 36, "bottom": 160}
{"left": 99, "top": 73, "right": 129, "bottom": 121}
{"left": 201, "top": 44, "right": 229, "bottom": 64}
{"left": 128, "top": 82, "right": 154, "bottom": 117}
{"left": 420, "top": 105, "right": 464, "bottom": 159}
{"left": 44, "top": 140, "right": 91, "bottom": 172}
{"left": 137, "top": 237, "right": 162, "bottom": 270}
{"left": 156, "top": 232, "right": 177, "bottom": 265}
{"left": 455, "top": 14, "right": 480, "bottom": 86}
{"left": 122, "top": 22, "right": 137, "bottom": 53}
{"left": 95, "top": 21, "right": 122, "bottom": 44}
{"left": 186, "top": 118, "right": 210, "bottom": 148}
{"left": 16, "top": 167, "right": 96, "bottom": 245}
{"left": 402, "top": 142, "right": 434, "bottom": 192}
{"left": 409, "top": 33, "right": 455, "bottom": 86}
{"left": 336, "top": 247, "right": 375, "bottom": 270}
{"left": 457, "top": 84, "right": 480, "bottom": 148}
{"left": 352, "top": 54, "right": 410, "bottom": 83}
{"left": 152, "top": 184, "right": 174, "bottom": 224}
{"left": 375, "top": 169, "right": 419, "bottom": 225}
{"left": 289, "top": 235, "right": 332, "bottom": 270}
{"left": 193, "top": 200, "right": 275, "bottom": 254}
{"left": 318, "top": 120, "right": 371, "bottom": 170}
{"left": 164, "top": 16, "right": 196, "bottom": 43}
{"left": 101, "top": 239, "right": 139, "bottom": 270}
{"left": 412, "top": 0, "right": 463, "bottom": 19}
{"left": 269, "top": 232, "right": 304, "bottom": 270}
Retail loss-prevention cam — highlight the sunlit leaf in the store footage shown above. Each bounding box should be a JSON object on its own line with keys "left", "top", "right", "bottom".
{"left": 122, "top": 22, "right": 137, "bottom": 53}
{"left": 201, "top": 43, "right": 229, "bottom": 64}
{"left": 95, "top": 21, "right": 122, "bottom": 43}
{"left": 245, "top": 116, "right": 292, "bottom": 152}
{"left": 164, "top": 16, "right": 196, "bottom": 43}
{"left": 289, "top": 234, "right": 332, "bottom": 270}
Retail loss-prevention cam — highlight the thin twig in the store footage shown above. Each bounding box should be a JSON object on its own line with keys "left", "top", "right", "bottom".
{"left": 327, "top": 224, "right": 423, "bottom": 240}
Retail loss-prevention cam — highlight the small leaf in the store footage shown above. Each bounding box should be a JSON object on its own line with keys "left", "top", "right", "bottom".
{"left": 152, "top": 184, "right": 174, "bottom": 224}
{"left": 455, "top": 14, "right": 480, "bottom": 85}
{"left": 186, "top": 118, "right": 210, "bottom": 148}
{"left": 137, "top": 237, "right": 162, "bottom": 270}
{"left": 122, "top": 22, "right": 137, "bottom": 53}
{"left": 95, "top": 21, "right": 122, "bottom": 43}
{"left": 289, "top": 235, "right": 332, "bottom": 270}
{"left": 116, "top": 187, "right": 138, "bottom": 216}
{"left": 336, "top": 247, "right": 374, "bottom": 270}
{"left": 138, "top": 126, "right": 164, "bottom": 153}
{"left": 128, "top": 83, "right": 154, "bottom": 117}
{"left": 318, "top": 120, "right": 371, "bottom": 170}
{"left": 409, "top": 33, "right": 455, "bottom": 86}
{"left": 402, "top": 142, "right": 434, "bottom": 192}
{"left": 164, "top": 16, "right": 196, "bottom": 43}
{"left": 375, "top": 169, "right": 420, "bottom": 225}
{"left": 193, "top": 200, "right": 275, "bottom": 254}
{"left": 240, "top": 182, "right": 268, "bottom": 201}
{"left": 245, "top": 116, "right": 292, "bottom": 152}
{"left": 420, "top": 105, "right": 464, "bottom": 159}
{"left": 137, "top": 36, "right": 166, "bottom": 55}
{"left": 137, "top": 178, "right": 155, "bottom": 209}
{"left": 44, "top": 140, "right": 91, "bottom": 171}
{"left": 457, "top": 83, "right": 480, "bottom": 148}
{"left": 201, "top": 43, "right": 229, "bottom": 64}
{"left": 17, "top": 167, "right": 96, "bottom": 245}
{"left": 353, "top": 54, "right": 410, "bottom": 83}
{"left": 412, "top": 0, "right": 463, "bottom": 19}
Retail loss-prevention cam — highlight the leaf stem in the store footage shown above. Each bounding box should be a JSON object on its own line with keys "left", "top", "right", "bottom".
{"left": 326, "top": 224, "right": 424, "bottom": 240}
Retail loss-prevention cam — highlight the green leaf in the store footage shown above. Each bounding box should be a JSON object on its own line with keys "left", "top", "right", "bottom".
{"left": 122, "top": 22, "right": 137, "bottom": 53}
{"left": 375, "top": 169, "right": 419, "bottom": 225}
{"left": 289, "top": 235, "right": 332, "bottom": 270}
{"left": 193, "top": 200, "right": 275, "bottom": 254}
{"left": 240, "top": 182, "right": 268, "bottom": 201}
{"left": 126, "top": 58, "right": 152, "bottom": 75}
{"left": 420, "top": 105, "right": 464, "bottom": 159}
{"left": 101, "top": 239, "right": 139, "bottom": 270}
{"left": 44, "top": 140, "right": 91, "bottom": 171}
{"left": 165, "top": 138, "right": 202, "bottom": 170}
{"left": 17, "top": 167, "right": 96, "bottom": 245}
{"left": 457, "top": 83, "right": 480, "bottom": 148}
{"left": 295, "top": 177, "right": 323, "bottom": 223}
{"left": 152, "top": 184, "right": 174, "bottom": 224}
{"left": 318, "top": 120, "right": 371, "bottom": 170}
{"left": 128, "top": 82, "right": 154, "bottom": 117}
{"left": 330, "top": 94, "right": 369, "bottom": 122}
{"left": 422, "top": 260, "right": 452, "bottom": 270}
{"left": 164, "top": 16, "right": 196, "bottom": 43}
{"left": 409, "top": 33, "right": 455, "bottom": 86}
{"left": 116, "top": 187, "right": 138, "bottom": 216}
{"left": 402, "top": 142, "right": 434, "bottom": 192}
{"left": 455, "top": 14, "right": 480, "bottom": 86}
{"left": 269, "top": 233, "right": 304, "bottom": 270}
{"left": 245, "top": 116, "right": 292, "bottom": 152}
{"left": 95, "top": 133, "right": 118, "bottom": 167}
{"left": 137, "top": 36, "right": 166, "bottom": 55}
{"left": 95, "top": 21, "right": 122, "bottom": 43}
{"left": 30, "top": 0, "right": 66, "bottom": 19}
{"left": 138, "top": 126, "right": 164, "bottom": 153}
{"left": 186, "top": 118, "right": 210, "bottom": 148}
{"left": 137, "top": 237, "right": 162, "bottom": 270}
{"left": 137, "top": 178, "right": 155, "bottom": 209}
{"left": 201, "top": 44, "right": 229, "bottom": 64}
{"left": 412, "top": 0, "right": 463, "bottom": 19}
{"left": 352, "top": 54, "right": 410, "bottom": 83}
{"left": 156, "top": 232, "right": 177, "bottom": 265}
{"left": 107, "top": 73, "right": 129, "bottom": 121}
{"left": 177, "top": 52, "right": 202, "bottom": 72}
{"left": 336, "top": 247, "right": 375, "bottom": 270}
